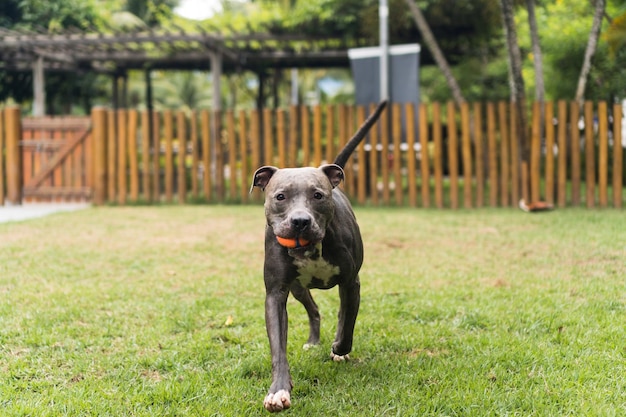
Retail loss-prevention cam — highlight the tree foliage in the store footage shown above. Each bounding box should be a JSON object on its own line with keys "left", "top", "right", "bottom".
{"left": 516, "top": 0, "right": 626, "bottom": 101}
{"left": 2, "top": 0, "right": 626, "bottom": 112}
{"left": 0, "top": 0, "right": 107, "bottom": 112}
{"left": 0, "top": 0, "right": 180, "bottom": 113}
{"left": 13, "top": 0, "right": 104, "bottom": 31}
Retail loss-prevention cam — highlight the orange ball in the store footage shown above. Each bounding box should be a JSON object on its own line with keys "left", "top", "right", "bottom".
{"left": 276, "top": 236, "right": 310, "bottom": 248}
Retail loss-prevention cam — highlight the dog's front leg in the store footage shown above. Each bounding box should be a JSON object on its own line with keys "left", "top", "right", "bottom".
{"left": 331, "top": 276, "right": 360, "bottom": 361}
{"left": 264, "top": 287, "right": 292, "bottom": 412}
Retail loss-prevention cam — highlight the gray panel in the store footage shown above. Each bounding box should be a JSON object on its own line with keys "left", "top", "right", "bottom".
{"left": 349, "top": 45, "right": 420, "bottom": 143}
{"left": 349, "top": 56, "right": 381, "bottom": 105}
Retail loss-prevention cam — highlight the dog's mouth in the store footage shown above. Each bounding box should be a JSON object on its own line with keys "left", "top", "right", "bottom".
{"left": 275, "top": 235, "right": 316, "bottom": 249}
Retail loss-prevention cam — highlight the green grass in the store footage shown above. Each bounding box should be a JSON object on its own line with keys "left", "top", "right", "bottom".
{"left": 1, "top": 205, "right": 625, "bottom": 416}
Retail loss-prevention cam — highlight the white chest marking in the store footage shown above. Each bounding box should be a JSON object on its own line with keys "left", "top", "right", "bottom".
{"left": 293, "top": 248, "right": 340, "bottom": 287}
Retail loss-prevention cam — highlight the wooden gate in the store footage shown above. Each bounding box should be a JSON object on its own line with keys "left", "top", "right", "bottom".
{"left": 21, "top": 116, "right": 93, "bottom": 202}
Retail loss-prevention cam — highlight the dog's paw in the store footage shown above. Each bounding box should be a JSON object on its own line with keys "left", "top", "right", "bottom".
{"left": 303, "top": 342, "right": 319, "bottom": 350}
{"left": 264, "top": 389, "right": 291, "bottom": 412}
{"left": 330, "top": 350, "right": 350, "bottom": 362}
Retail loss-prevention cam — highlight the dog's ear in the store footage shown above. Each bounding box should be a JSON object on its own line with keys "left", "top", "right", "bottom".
{"left": 320, "top": 164, "right": 344, "bottom": 188}
{"left": 251, "top": 166, "right": 279, "bottom": 192}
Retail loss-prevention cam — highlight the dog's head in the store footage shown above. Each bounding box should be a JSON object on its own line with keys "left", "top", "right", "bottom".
{"left": 252, "top": 164, "right": 344, "bottom": 248}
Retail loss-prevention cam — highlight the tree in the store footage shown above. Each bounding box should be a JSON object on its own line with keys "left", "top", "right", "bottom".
{"left": 526, "top": 0, "right": 544, "bottom": 103}
{"left": 403, "top": 0, "right": 465, "bottom": 105}
{"left": 500, "top": 0, "right": 530, "bottom": 201}
{"left": 575, "top": 0, "right": 606, "bottom": 105}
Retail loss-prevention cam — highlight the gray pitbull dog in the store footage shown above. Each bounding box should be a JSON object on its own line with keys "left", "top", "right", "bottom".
{"left": 252, "top": 100, "right": 387, "bottom": 412}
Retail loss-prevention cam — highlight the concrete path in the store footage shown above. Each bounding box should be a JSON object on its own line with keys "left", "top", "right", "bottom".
{"left": 0, "top": 203, "right": 90, "bottom": 223}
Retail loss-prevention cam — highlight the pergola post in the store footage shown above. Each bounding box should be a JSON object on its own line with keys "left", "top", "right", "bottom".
{"left": 209, "top": 52, "right": 222, "bottom": 197}
{"left": 112, "top": 74, "right": 119, "bottom": 110}
{"left": 33, "top": 56, "right": 46, "bottom": 116}
{"left": 291, "top": 68, "right": 299, "bottom": 106}
{"left": 121, "top": 72, "right": 128, "bottom": 108}
{"left": 210, "top": 52, "right": 222, "bottom": 113}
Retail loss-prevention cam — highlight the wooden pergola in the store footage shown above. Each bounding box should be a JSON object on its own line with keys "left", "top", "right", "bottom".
{"left": 0, "top": 27, "right": 366, "bottom": 115}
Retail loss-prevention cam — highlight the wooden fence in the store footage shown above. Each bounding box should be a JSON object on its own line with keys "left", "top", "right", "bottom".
{"left": 1, "top": 101, "right": 624, "bottom": 208}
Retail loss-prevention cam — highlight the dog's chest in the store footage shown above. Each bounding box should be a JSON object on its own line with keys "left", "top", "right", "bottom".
{"left": 292, "top": 251, "right": 340, "bottom": 288}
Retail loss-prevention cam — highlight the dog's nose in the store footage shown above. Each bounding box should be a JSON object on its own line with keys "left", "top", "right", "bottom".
{"left": 290, "top": 216, "right": 311, "bottom": 231}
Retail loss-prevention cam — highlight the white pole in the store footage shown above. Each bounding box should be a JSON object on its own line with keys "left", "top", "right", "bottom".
{"left": 379, "top": 0, "right": 390, "bottom": 101}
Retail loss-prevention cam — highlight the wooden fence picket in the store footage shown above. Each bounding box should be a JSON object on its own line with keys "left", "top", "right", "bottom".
{"left": 557, "top": 101, "right": 568, "bottom": 208}
{"left": 214, "top": 109, "right": 224, "bottom": 201}
{"left": 432, "top": 102, "right": 444, "bottom": 209}
{"left": 473, "top": 102, "right": 484, "bottom": 208}
{"left": 460, "top": 102, "right": 472, "bottom": 208}
{"left": 613, "top": 103, "right": 623, "bottom": 209}
{"left": 407, "top": 102, "right": 418, "bottom": 208}
{"left": 569, "top": 101, "right": 581, "bottom": 206}
{"left": 368, "top": 103, "right": 380, "bottom": 206}
{"left": 544, "top": 101, "right": 555, "bottom": 205}
{"left": 530, "top": 101, "right": 541, "bottom": 204}
{"left": 345, "top": 105, "right": 355, "bottom": 197}
{"left": 106, "top": 110, "right": 116, "bottom": 202}
{"left": 6, "top": 107, "right": 23, "bottom": 204}
{"left": 506, "top": 103, "right": 521, "bottom": 206}
{"left": 325, "top": 104, "right": 335, "bottom": 164}
{"left": 190, "top": 110, "right": 199, "bottom": 200}
{"left": 117, "top": 109, "right": 127, "bottom": 205}
{"left": 239, "top": 109, "right": 248, "bottom": 203}
{"left": 226, "top": 110, "right": 237, "bottom": 201}
{"left": 277, "top": 109, "right": 287, "bottom": 170}
{"left": 288, "top": 106, "right": 298, "bottom": 167}
{"left": 92, "top": 107, "right": 106, "bottom": 205}
{"left": 151, "top": 111, "right": 161, "bottom": 202}
{"left": 598, "top": 101, "right": 608, "bottom": 208}
{"left": 498, "top": 101, "right": 510, "bottom": 207}
{"left": 355, "top": 107, "right": 366, "bottom": 205}
{"left": 487, "top": 102, "right": 498, "bottom": 207}
{"left": 379, "top": 105, "right": 389, "bottom": 205}
{"left": 301, "top": 106, "right": 310, "bottom": 167}
{"left": 584, "top": 101, "right": 595, "bottom": 208}
{"left": 250, "top": 109, "right": 261, "bottom": 202}
{"left": 141, "top": 110, "right": 151, "bottom": 202}
{"left": 177, "top": 110, "right": 186, "bottom": 203}
{"left": 313, "top": 105, "right": 322, "bottom": 167}
{"left": 392, "top": 103, "right": 403, "bottom": 206}
{"left": 447, "top": 101, "right": 459, "bottom": 209}
{"left": 128, "top": 109, "right": 139, "bottom": 202}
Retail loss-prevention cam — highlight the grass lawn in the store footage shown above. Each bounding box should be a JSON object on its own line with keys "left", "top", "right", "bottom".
{"left": 1, "top": 205, "right": 625, "bottom": 416}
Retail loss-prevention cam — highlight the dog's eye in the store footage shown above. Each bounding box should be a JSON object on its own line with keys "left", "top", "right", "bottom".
{"left": 313, "top": 192, "right": 323, "bottom": 200}
{"left": 276, "top": 193, "right": 285, "bottom": 201}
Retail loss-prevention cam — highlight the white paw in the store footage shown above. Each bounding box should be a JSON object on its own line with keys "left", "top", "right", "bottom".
{"left": 303, "top": 343, "right": 319, "bottom": 350}
{"left": 330, "top": 350, "right": 350, "bottom": 362}
{"left": 264, "top": 389, "right": 291, "bottom": 412}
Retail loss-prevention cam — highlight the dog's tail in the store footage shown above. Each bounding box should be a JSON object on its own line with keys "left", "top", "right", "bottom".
{"left": 333, "top": 100, "right": 388, "bottom": 169}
